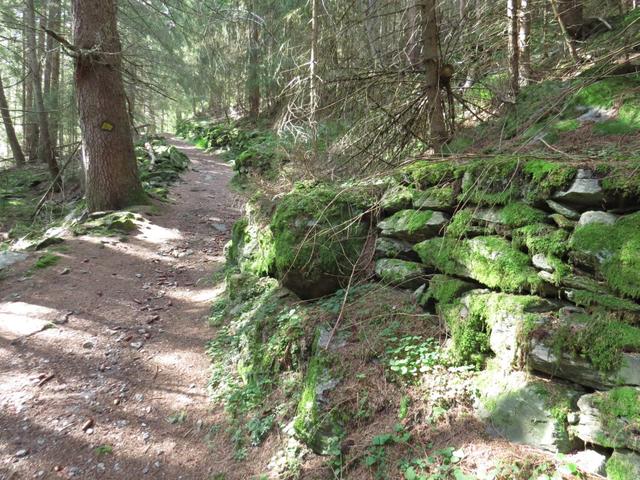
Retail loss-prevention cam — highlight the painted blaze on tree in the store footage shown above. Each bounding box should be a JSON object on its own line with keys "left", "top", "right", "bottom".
{"left": 72, "top": 0, "right": 146, "bottom": 212}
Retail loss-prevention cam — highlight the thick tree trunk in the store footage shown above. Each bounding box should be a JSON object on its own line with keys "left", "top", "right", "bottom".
{"left": 72, "top": 0, "right": 146, "bottom": 212}
{"left": 247, "top": 1, "right": 260, "bottom": 121}
{"left": 421, "top": 0, "right": 447, "bottom": 151}
{"left": 0, "top": 75, "right": 26, "bottom": 167}
{"left": 518, "top": 0, "right": 531, "bottom": 86}
{"left": 26, "top": 0, "right": 58, "bottom": 179}
{"left": 507, "top": 0, "right": 520, "bottom": 97}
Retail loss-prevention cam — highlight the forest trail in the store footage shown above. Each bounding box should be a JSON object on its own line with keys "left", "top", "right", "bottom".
{"left": 0, "top": 139, "right": 241, "bottom": 479}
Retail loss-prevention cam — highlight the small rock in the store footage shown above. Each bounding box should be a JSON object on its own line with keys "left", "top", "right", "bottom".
{"left": 532, "top": 254, "right": 555, "bottom": 272}
{"left": 96, "top": 463, "right": 105, "bottom": 474}
{"left": 82, "top": 341, "right": 94, "bottom": 349}
{"left": 153, "top": 461, "right": 161, "bottom": 469}
{"left": 546, "top": 200, "right": 580, "bottom": 220}
{"left": 59, "top": 267, "right": 71, "bottom": 275}
{"left": 15, "top": 449, "right": 28, "bottom": 458}
{"left": 130, "top": 342, "right": 143, "bottom": 350}
{"left": 578, "top": 210, "right": 618, "bottom": 227}
{"left": 136, "top": 273, "right": 143, "bottom": 278}
{"left": 566, "top": 450, "right": 607, "bottom": 476}
{"left": 143, "top": 466, "right": 150, "bottom": 474}
{"left": 550, "top": 213, "right": 577, "bottom": 229}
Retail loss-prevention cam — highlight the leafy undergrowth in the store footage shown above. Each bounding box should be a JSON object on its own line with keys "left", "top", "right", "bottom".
{"left": 205, "top": 274, "right": 591, "bottom": 479}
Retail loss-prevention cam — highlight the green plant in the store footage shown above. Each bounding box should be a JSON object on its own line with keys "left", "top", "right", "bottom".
{"left": 246, "top": 414, "right": 275, "bottom": 446}
{"left": 167, "top": 410, "right": 188, "bottom": 424}
{"left": 94, "top": 445, "right": 113, "bottom": 456}
{"left": 364, "top": 424, "right": 411, "bottom": 480}
{"left": 386, "top": 336, "right": 446, "bottom": 379}
{"left": 33, "top": 252, "right": 61, "bottom": 269}
{"left": 399, "top": 447, "right": 474, "bottom": 480}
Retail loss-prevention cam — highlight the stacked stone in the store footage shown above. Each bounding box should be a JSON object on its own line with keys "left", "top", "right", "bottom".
{"left": 374, "top": 165, "right": 640, "bottom": 478}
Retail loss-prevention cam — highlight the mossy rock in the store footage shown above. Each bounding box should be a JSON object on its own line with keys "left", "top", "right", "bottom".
{"left": 571, "top": 388, "right": 640, "bottom": 451}
{"left": 379, "top": 184, "right": 414, "bottom": 212}
{"left": 475, "top": 369, "right": 582, "bottom": 453}
{"left": 75, "top": 211, "right": 143, "bottom": 236}
{"left": 270, "top": 183, "right": 371, "bottom": 299}
{"left": 529, "top": 308, "right": 640, "bottom": 389}
{"left": 459, "top": 157, "right": 521, "bottom": 206}
{"left": 400, "top": 160, "right": 460, "bottom": 188}
{"left": 441, "top": 290, "right": 555, "bottom": 368}
{"left": 607, "top": 450, "right": 640, "bottom": 480}
{"left": 417, "top": 274, "right": 476, "bottom": 310}
{"left": 374, "top": 237, "right": 417, "bottom": 261}
{"left": 512, "top": 223, "right": 570, "bottom": 258}
{"left": 412, "top": 185, "right": 455, "bottom": 210}
{"left": 374, "top": 258, "right": 426, "bottom": 289}
{"left": 570, "top": 212, "right": 640, "bottom": 299}
{"left": 226, "top": 199, "right": 276, "bottom": 277}
{"left": 293, "top": 354, "right": 344, "bottom": 455}
{"left": 378, "top": 209, "right": 449, "bottom": 242}
{"left": 414, "top": 236, "right": 546, "bottom": 294}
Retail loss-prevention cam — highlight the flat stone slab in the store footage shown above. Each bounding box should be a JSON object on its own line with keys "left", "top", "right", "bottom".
{"left": 0, "top": 302, "right": 58, "bottom": 342}
{"left": 0, "top": 252, "right": 27, "bottom": 270}
{"left": 553, "top": 169, "right": 603, "bottom": 207}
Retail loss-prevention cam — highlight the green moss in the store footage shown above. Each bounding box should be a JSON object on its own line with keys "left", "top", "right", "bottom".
{"left": 553, "top": 119, "right": 580, "bottom": 133}
{"left": 440, "top": 301, "right": 491, "bottom": 367}
{"left": 500, "top": 203, "right": 546, "bottom": 228}
{"left": 569, "top": 289, "right": 640, "bottom": 313}
{"left": 375, "top": 259, "right": 425, "bottom": 288}
{"left": 607, "top": 451, "right": 640, "bottom": 480}
{"left": 414, "top": 236, "right": 542, "bottom": 293}
{"left": 270, "top": 183, "right": 370, "bottom": 298}
{"left": 34, "top": 252, "right": 61, "bottom": 269}
{"left": 227, "top": 213, "right": 276, "bottom": 277}
{"left": 419, "top": 274, "right": 475, "bottom": 308}
{"left": 522, "top": 159, "right": 577, "bottom": 200}
{"left": 401, "top": 161, "right": 459, "bottom": 188}
{"left": 459, "top": 157, "right": 523, "bottom": 206}
{"left": 512, "top": 223, "right": 569, "bottom": 257}
{"left": 379, "top": 209, "right": 434, "bottom": 236}
{"left": 571, "top": 213, "right": 640, "bottom": 299}
{"left": 380, "top": 185, "right": 414, "bottom": 212}
{"left": 553, "top": 312, "right": 640, "bottom": 372}
{"left": 412, "top": 185, "right": 455, "bottom": 209}
{"left": 445, "top": 209, "right": 474, "bottom": 238}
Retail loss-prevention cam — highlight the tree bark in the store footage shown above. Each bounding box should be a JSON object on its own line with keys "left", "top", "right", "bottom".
{"left": 247, "top": 1, "right": 260, "bottom": 121}
{"left": 507, "top": 0, "right": 520, "bottom": 97}
{"left": 310, "top": 0, "right": 319, "bottom": 125}
{"left": 26, "top": 0, "right": 58, "bottom": 179}
{"left": 0, "top": 74, "right": 26, "bottom": 167}
{"left": 518, "top": 0, "right": 531, "bottom": 86}
{"left": 421, "top": 0, "right": 447, "bottom": 151}
{"left": 72, "top": 0, "right": 146, "bottom": 212}
{"left": 44, "top": 0, "right": 61, "bottom": 151}
{"left": 23, "top": 2, "right": 38, "bottom": 161}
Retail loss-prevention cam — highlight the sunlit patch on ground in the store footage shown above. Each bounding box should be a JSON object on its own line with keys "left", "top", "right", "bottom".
{"left": 0, "top": 301, "right": 59, "bottom": 341}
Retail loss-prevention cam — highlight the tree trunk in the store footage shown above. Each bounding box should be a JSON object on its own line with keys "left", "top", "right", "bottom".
{"left": 26, "top": 0, "right": 58, "bottom": 179}
{"left": 518, "top": 0, "right": 531, "bottom": 86}
{"left": 421, "top": 0, "right": 447, "bottom": 151}
{"left": 0, "top": 74, "right": 26, "bottom": 167}
{"left": 72, "top": 0, "right": 146, "bottom": 212}
{"left": 247, "top": 1, "right": 260, "bottom": 121}
{"left": 310, "top": 0, "right": 319, "bottom": 125}
{"left": 507, "top": 0, "right": 520, "bottom": 97}
{"left": 407, "top": 1, "right": 422, "bottom": 68}
{"left": 23, "top": 3, "right": 38, "bottom": 161}
{"left": 45, "top": 0, "right": 61, "bottom": 151}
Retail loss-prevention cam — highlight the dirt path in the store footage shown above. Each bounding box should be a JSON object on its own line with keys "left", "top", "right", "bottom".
{"left": 0, "top": 138, "right": 242, "bottom": 479}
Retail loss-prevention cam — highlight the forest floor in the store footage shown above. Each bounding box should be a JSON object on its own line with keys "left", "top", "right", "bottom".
{"left": 0, "top": 138, "right": 242, "bottom": 479}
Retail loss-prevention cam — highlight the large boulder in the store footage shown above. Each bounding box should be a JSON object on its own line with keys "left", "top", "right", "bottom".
{"left": 270, "top": 183, "right": 371, "bottom": 299}
{"left": 475, "top": 369, "right": 583, "bottom": 453}
{"left": 378, "top": 209, "right": 449, "bottom": 242}
{"left": 412, "top": 185, "right": 455, "bottom": 210}
{"left": 414, "top": 236, "right": 547, "bottom": 294}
